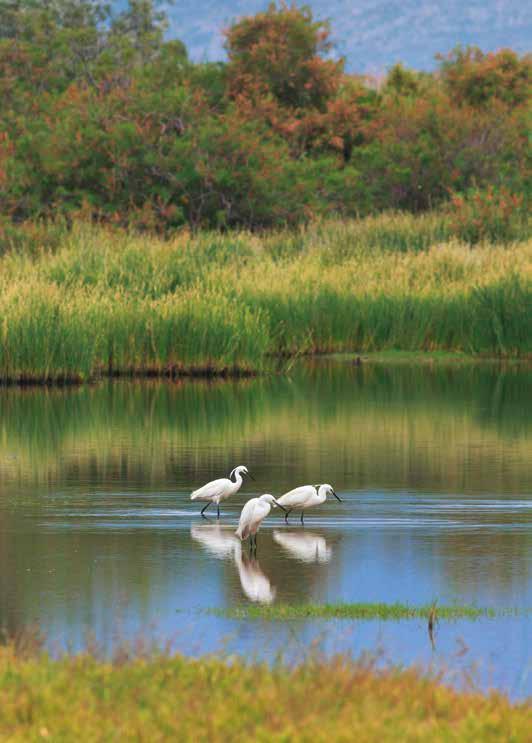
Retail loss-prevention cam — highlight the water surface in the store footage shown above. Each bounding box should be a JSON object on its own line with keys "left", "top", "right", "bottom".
{"left": 0, "top": 361, "right": 531, "bottom": 697}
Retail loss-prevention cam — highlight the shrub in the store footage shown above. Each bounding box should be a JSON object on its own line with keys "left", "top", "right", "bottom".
{"left": 448, "top": 187, "right": 529, "bottom": 244}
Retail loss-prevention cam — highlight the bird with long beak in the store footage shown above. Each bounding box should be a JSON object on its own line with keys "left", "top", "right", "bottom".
{"left": 235, "top": 494, "right": 286, "bottom": 552}
{"left": 190, "top": 465, "right": 254, "bottom": 519}
{"left": 276, "top": 484, "right": 342, "bottom": 524}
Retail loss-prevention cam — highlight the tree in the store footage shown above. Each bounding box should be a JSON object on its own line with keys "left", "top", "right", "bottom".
{"left": 438, "top": 46, "right": 531, "bottom": 108}
{"left": 226, "top": 2, "right": 342, "bottom": 111}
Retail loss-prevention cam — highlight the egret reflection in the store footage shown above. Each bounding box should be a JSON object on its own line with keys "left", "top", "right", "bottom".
{"left": 190, "top": 524, "right": 276, "bottom": 603}
{"left": 235, "top": 552, "right": 276, "bottom": 604}
{"left": 273, "top": 530, "right": 332, "bottom": 563}
{"left": 190, "top": 524, "right": 241, "bottom": 560}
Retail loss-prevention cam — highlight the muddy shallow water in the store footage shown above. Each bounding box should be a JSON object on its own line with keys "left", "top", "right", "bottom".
{"left": 1, "top": 360, "right": 531, "bottom": 697}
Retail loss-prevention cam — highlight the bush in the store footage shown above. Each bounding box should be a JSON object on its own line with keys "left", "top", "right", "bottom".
{"left": 0, "top": 2, "right": 529, "bottom": 231}
{"left": 448, "top": 187, "right": 528, "bottom": 244}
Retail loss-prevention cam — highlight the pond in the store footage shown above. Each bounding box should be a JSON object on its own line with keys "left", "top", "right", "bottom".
{"left": 0, "top": 360, "right": 531, "bottom": 698}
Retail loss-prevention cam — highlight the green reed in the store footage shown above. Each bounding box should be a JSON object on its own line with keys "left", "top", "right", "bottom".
{"left": 0, "top": 214, "right": 530, "bottom": 382}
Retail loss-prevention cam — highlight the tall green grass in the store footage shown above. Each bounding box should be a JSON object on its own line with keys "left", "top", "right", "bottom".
{"left": 0, "top": 214, "right": 530, "bottom": 382}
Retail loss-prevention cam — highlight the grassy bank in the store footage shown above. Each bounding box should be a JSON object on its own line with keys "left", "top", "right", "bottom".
{"left": 1, "top": 214, "right": 531, "bottom": 382}
{"left": 0, "top": 646, "right": 530, "bottom": 741}
{"left": 213, "top": 602, "right": 517, "bottom": 621}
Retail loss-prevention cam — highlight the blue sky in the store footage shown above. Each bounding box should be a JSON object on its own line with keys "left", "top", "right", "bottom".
{"left": 159, "top": 1, "right": 531, "bottom": 72}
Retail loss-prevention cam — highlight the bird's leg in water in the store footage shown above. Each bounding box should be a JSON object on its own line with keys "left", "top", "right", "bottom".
{"left": 217, "top": 503, "right": 220, "bottom": 520}
{"left": 300, "top": 511, "right": 305, "bottom": 525}
{"left": 200, "top": 502, "right": 211, "bottom": 517}
{"left": 284, "top": 509, "right": 291, "bottom": 524}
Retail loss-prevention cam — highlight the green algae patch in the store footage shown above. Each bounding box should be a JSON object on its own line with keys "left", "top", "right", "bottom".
{"left": 213, "top": 602, "right": 521, "bottom": 621}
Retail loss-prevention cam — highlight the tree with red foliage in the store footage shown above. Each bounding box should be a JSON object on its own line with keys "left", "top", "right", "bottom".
{"left": 438, "top": 46, "right": 531, "bottom": 108}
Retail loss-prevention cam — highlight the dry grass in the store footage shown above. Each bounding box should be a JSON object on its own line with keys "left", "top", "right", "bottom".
{"left": 0, "top": 645, "right": 530, "bottom": 741}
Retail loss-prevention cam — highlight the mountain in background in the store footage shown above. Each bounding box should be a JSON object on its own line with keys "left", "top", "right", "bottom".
{"left": 162, "top": 0, "right": 531, "bottom": 72}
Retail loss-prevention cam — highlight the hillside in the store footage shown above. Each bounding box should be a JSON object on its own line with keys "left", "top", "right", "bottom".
{"left": 162, "top": 0, "right": 531, "bottom": 72}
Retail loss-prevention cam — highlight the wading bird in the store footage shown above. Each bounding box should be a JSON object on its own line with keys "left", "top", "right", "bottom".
{"left": 235, "top": 494, "right": 286, "bottom": 552}
{"left": 277, "top": 484, "right": 341, "bottom": 524}
{"left": 190, "top": 465, "right": 253, "bottom": 519}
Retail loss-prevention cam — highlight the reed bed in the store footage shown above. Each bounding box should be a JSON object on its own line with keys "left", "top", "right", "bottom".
{"left": 1, "top": 215, "right": 531, "bottom": 382}
{"left": 0, "top": 643, "right": 529, "bottom": 741}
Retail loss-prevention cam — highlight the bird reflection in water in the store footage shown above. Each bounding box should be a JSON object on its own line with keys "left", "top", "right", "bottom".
{"left": 190, "top": 524, "right": 276, "bottom": 604}
{"left": 190, "top": 524, "right": 241, "bottom": 560}
{"left": 273, "top": 530, "right": 332, "bottom": 563}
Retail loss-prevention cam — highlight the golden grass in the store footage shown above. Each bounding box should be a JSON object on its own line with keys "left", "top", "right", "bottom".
{"left": 0, "top": 647, "right": 530, "bottom": 741}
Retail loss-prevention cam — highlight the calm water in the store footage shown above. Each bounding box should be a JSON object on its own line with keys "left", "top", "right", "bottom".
{"left": 0, "top": 361, "right": 531, "bottom": 698}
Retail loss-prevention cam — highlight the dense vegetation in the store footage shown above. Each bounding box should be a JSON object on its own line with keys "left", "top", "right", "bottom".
{"left": 0, "top": 1, "right": 530, "bottom": 381}
{"left": 0, "top": 217, "right": 530, "bottom": 382}
{"left": 0, "top": 0, "right": 529, "bottom": 234}
{"left": 0, "top": 644, "right": 530, "bottom": 741}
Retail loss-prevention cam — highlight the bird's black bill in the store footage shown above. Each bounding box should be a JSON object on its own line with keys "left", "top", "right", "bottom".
{"left": 332, "top": 489, "right": 342, "bottom": 502}
{"left": 247, "top": 472, "right": 255, "bottom": 481}
{"left": 274, "top": 501, "right": 287, "bottom": 513}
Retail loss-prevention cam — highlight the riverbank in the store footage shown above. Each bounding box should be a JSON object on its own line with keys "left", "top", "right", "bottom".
{"left": 1, "top": 215, "right": 530, "bottom": 383}
{"left": 0, "top": 645, "right": 529, "bottom": 740}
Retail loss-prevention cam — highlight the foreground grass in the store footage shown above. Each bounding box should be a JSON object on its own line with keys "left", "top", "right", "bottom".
{"left": 212, "top": 603, "right": 522, "bottom": 621}
{"left": 0, "top": 213, "right": 531, "bottom": 382}
{"left": 0, "top": 647, "right": 530, "bottom": 741}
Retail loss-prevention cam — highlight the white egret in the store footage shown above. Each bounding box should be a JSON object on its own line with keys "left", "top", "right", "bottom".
{"left": 273, "top": 530, "right": 332, "bottom": 563}
{"left": 235, "top": 494, "right": 286, "bottom": 551}
{"left": 190, "top": 465, "right": 253, "bottom": 519}
{"left": 277, "top": 483, "right": 341, "bottom": 524}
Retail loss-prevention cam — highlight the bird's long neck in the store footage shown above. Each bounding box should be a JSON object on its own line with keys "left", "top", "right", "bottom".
{"left": 317, "top": 485, "right": 327, "bottom": 502}
{"left": 230, "top": 470, "right": 243, "bottom": 489}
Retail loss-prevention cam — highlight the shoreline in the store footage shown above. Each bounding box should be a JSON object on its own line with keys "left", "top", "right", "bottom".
{"left": 0, "top": 350, "right": 530, "bottom": 388}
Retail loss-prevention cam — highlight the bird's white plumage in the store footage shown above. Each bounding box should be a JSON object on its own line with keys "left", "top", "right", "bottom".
{"left": 190, "top": 465, "right": 249, "bottom": 516}
{"left": 190, "top": 477, "right": 236, "bottom": 503}
{"left": 235, "top": 494, "right": 277, "bottom": 540}
{"left": 276, "top": 485, "right": 317, "bottom": 509}
{"left": 277, "top": 483, "right": 340, "bottom": 521}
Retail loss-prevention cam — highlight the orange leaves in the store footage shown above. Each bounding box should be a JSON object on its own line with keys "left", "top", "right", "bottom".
{"left": 439, "top": 46, "right": 531, "bottom": 108}
{"left": 447, "top": 186, "right": 526, "bottom": 243}
{"left": 225, "top": 2, "right": 343, "bottom": 113}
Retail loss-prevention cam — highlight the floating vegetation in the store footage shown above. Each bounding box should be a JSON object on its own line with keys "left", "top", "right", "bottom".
{"left": 213, "top": 602, "right": 524, "bottom": 621}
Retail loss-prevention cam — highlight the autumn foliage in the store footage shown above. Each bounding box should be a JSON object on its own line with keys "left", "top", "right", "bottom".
{"left": 0, "top": 1, "right": 529, "bottom": 233}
